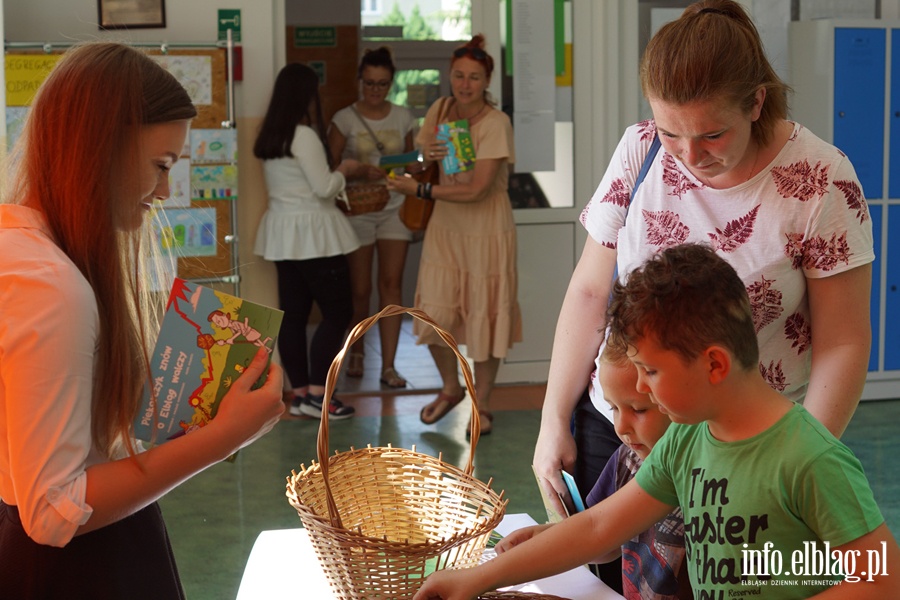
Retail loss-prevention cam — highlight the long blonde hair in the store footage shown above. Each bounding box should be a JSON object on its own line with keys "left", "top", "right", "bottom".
{"left": 9, "top": 43, "right": 196, "bottom": 457}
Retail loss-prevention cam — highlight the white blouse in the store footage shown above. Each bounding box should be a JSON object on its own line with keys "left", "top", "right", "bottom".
{"left": 254, "top": 125, "right": 360, "bottom": 261}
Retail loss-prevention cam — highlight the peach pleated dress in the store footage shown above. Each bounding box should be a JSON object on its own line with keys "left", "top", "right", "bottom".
{"left": 413, "top": 100, "right": 522, "bottom": 362}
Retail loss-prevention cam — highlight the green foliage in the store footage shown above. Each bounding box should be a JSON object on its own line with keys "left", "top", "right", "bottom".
{"left": 389, "top": 69, "right": 440, "bottom": 108}
{"left": 379, "top": 2, "right": 406, "bottom": 27}
{"left": 375, "top": 2, "right": 439, "bottom": 41}
{"left": 404, "top": 5, "right": 437, "bottom": 40}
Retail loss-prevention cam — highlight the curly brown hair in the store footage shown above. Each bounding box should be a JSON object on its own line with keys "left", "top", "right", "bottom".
{"left": 607, "top": 243, "right": 758, "bottom": 370}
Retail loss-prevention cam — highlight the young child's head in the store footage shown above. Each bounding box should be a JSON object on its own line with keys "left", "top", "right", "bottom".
{"left": 606, "top": 243, "right": 758, "bottom": 421}
{"left": 599, "top": 343, "right": 671, "bottom": 460}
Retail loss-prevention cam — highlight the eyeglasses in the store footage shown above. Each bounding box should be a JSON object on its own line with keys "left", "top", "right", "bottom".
{"left": 362, "top": 79, "right": 391, "bottom": 89}
{"left": 453, "top": 47, "right": 487, "bottom": 61}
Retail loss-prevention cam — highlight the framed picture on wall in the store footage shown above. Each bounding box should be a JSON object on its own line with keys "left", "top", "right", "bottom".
{"left": 98, "top": 0, "right": 166, "bottom": 29}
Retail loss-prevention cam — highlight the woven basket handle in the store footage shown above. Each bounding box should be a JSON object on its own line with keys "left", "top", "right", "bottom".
{"left": 316, "top": 305, "right": 482, "bottom": 528}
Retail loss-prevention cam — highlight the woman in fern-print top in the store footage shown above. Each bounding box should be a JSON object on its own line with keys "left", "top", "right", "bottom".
{"left": 533, "top": 0, "right": 873, "bottom": 528}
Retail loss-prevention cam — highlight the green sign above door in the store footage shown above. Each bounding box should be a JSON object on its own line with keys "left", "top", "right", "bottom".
{"left": 293, "top": 27, "right": 337, "bottom": 48}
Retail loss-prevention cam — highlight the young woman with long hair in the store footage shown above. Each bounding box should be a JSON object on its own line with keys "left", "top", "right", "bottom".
{"left": 0, "top": 42, "right": 285, "bottom": 597}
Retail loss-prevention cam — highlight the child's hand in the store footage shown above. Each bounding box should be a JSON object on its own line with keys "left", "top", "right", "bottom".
{"left": 494, "top": 524, "right": 551, "bottom": 555}
{"left": 211, "top": 347, "right": 285, "bottom": 450}
{"left": 413, "top": 566, "right": 489, "bottom": 600}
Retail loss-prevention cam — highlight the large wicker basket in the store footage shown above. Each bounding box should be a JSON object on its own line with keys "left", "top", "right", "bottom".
{"left": 286, "top": 305, "right": 508, "bottom": 600}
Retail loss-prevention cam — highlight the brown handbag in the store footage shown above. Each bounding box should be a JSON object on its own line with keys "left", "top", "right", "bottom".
{"left": 399, "top": 162, "right": 439, "bottom": 231}
{"left": 399, "top": 97, "right": 450, "bottom": 232}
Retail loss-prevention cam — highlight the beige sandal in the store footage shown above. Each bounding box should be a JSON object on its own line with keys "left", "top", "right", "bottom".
{"left": 346, "top": 352, "right": 364, "bottom": 378}
{"left": 419, "top": 390, "right": 466, "bottom": 425}
{"left": 380, "top": 367, "right": 407, "bottom": 388}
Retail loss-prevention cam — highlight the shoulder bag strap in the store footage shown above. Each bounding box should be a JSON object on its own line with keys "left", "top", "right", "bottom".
{"left": 350, "top": 104, "right": 385, "bottom": 153}
{"left": 625, "top": 135, "right": 661, "bottom": 220}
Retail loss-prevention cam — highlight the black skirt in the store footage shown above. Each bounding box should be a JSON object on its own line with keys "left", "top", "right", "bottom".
{"left": 0, "top": 500, "right": 185, "bottom": 600}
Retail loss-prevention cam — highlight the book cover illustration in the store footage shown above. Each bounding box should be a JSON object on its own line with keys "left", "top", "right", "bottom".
{"left": 134, "top": 278, "right": 284, "bottom": 444}
{"left": 436, "top": 119, "right": 476, "bottom": 175}
{"left": 533, "top": 467, "right": 584, "bottom": 524}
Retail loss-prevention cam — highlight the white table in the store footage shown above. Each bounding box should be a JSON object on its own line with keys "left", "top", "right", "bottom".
{"left": 237, "top": 513, "right": 624, "bottom": 599}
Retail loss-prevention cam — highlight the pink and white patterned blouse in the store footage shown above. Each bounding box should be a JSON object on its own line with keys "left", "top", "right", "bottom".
{"left": 582, "top": 120, "right": 874, "bottom": 418}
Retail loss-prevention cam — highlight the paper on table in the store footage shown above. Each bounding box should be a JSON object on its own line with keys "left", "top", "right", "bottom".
{"left": 238, "top": 516, "right": 624, "bottom": 600}
{"left": 492, "top": 514, "right": 624, "bottom": 600}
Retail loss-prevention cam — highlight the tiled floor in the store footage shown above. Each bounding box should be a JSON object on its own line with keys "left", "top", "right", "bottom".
{"left": 334, "top": 314, "right": 451, "bottom": 396}
{"left": 158, "top": 318, "right": 900, "bottom": 599}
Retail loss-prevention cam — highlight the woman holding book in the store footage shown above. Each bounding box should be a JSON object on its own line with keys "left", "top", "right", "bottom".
{"left": 328, "top": 47, "right": 417, "bottom": 388}
{"left": 0, "top": 43, "right": 286, "bottom": 597}
{"left": 387, "top": 34, "right": 521, "bottom": 436}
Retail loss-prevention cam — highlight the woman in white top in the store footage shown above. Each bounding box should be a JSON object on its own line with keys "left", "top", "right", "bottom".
{"left": 253, "top": 63, "right": 364, "bottom": 420}
{"left": 328, "top": 47, "right": 417, "bottom": 388}
{"left": 0, "top": 42, "right": 285, "bottom": 598}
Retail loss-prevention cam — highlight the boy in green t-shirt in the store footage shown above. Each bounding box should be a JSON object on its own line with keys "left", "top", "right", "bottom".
{"left": 414, "top": 243, "right": 900, "bottom": 600}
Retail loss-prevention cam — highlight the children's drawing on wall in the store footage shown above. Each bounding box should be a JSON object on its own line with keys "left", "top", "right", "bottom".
{"left": 160, "top": 159, "right": 191, "bottom": 208}
{"left": 151, "top": 55, "right": 213, "bottom": 106}
{"left": 153, "top": 207, "right": 217, "bottom": 257}
{"left": 5, "top": 107, "right": 28, "bottom": 151}
{"left": 191, "top": 165, "right": 238, "bottom": 200}
{"left": 190, "top": 128, "right": 237, "bottom": 164}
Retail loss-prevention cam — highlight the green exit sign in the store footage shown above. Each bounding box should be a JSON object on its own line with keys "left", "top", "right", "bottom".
{"left": 218, "top": 9, "right": 242, "bottom": 43}
{"left": 294, "top": 27, "right": 337, "bottom": 48}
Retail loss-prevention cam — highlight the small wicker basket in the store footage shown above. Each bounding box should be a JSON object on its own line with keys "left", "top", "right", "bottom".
{"left": 286, "top": 305, "right": 508, "bottom": 600}
{"left": 336, "top": 181, "right": 390, "bottom": 215}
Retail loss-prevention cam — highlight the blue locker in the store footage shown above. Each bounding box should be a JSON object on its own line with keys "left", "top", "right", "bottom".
{"left": 834, "top": 28, "right": 885, "bottom": 199}
{"left": 891, "top": 30, "right": 900, "bottom": 199}
{"left": 869, "top": 204, "right": 882, "bottom": 372}
{"left": 886, "top": 206, "right": 900, "bottom": 370}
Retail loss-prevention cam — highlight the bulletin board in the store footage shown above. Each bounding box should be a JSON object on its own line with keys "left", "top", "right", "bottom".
{"left": 4, "top": 45, "right": 237, "bottom": 284}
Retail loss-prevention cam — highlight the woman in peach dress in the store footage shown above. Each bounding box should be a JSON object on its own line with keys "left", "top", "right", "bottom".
{"left": 388, "top": 34, "right": 521, "bottom": 436}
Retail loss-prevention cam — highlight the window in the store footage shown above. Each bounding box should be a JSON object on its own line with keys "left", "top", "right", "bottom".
{"left": 362, "top": 0, "right": 471, "bottom": 42}
{"left": 361, "top": 0, "right": 382, "bottom": 17}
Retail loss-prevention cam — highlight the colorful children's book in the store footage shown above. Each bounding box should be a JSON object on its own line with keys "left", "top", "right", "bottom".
{"left": 436, "top": 119, "right": 476, "bottom": 174}
{"left": 134, "top": 278, "right": 284, "bottom": 444}
{"left": 533, "top": 466, "right": 584, "bottom": 524}
{"left": 378, "top": 149, "right": 421, "bottom": 172}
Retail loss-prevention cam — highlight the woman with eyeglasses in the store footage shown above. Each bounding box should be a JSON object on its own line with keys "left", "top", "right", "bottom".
{"left": 387, "top": 35, "right": 521, "bottom": 437}
{"left": 328, "top": 47, "right": 417, "bottom": 389}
